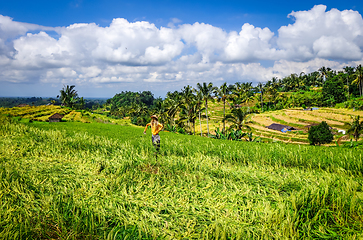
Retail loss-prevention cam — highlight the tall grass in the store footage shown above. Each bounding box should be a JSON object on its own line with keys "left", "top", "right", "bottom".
{"left": 1, "top": 115, "right": 363, "bottom": 239}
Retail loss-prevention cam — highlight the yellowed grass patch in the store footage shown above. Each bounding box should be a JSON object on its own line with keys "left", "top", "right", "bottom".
{"left": 63, "top": 111, "right": 76, "bottom": 121}
{"left": 0, "top": 105, "right": 71, "bottom": 121}
{"left": 322, "top": 108, "right": 363, "bottom": 117}
{"left": 251, "top": 115, "right": 274, "bottom": 127}
{"left": 301, "top": 111, "right": 345, "bottom": 126}
{"left": 270, "top": 111, "right": 309, "bottom": 126}
{"left": 280, "top": 110, "right": 343, "bottom": 126}
{"left": 309, "top": 112, "right": 351, "bottom": 122}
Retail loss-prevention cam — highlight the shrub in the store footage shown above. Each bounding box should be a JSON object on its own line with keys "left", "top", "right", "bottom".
{"left": 308, "top": 121, "right": 334, "bottom": 146}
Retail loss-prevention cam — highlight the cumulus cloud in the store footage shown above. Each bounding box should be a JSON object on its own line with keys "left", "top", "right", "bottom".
{"left": 0, "top": 15, "right": 53, "bottom": 60}
{"left": 278, "top": 5, "right": 363, "bottom": 61}
{"left": 13, "top": 31, "right": 70, "bottom": 69}
{"left": 223, "top": 23, "right": 278, "bottom": 62}
{"left": 1, "top": 5, "right": 363, "bottom": 97}
{"left": 90, "top": 19, "right": 184, "bottom": 65}
{"left": 178, "top": 22, "right": 227, "bottom": 63}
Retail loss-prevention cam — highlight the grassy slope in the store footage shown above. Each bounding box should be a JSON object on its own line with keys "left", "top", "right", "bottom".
{"left": 1, "top": 115, "right": 363, "bottom": 239}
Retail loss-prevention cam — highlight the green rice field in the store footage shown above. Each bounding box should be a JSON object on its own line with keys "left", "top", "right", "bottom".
{"left": 1, "top": 114, "right": 363, "bottom": 239}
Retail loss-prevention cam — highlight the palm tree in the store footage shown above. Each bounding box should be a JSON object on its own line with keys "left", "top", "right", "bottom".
{"left": 305, "top": 71, "right": 319, "bottom": 87}
{"left": 289, "top": 73, "right": 299, "bottom": 91}
{"left": 59, "top": 85, "right": 78, "bottom": 108}
{"left": 164, "top": 91, "right": 182, "bottom": 126}
{"left": 196, "top": 82, "right": 216, "bottom": 136}
{"left": 270, "top": 77, "right": 281, "bottom": 107}
{"left": 224, "top": 107, "right": 251, "bottom": 131}
{"left": 180, "top": 98, "right": 202, "bottom": 135}
{"left": 233, "top": 82, "right": 253, "bottom": 104}
{"left": 347, "top": 115, "right": 363, "bottom": 142}
{"left": 343, "top": 66, "right": 355, "bottom": 99}
{"left": 257, "top": 82, "right": 264, "bottom": 112}
{"left": 153, "top": 100, "right": 168, "bottom": 125}
{"left": 270, "top": 77, "right": 279, "bottom": 90}
{"left": 318, "top": 66, "right": 332, "bottom": 85}
{"left": 181, "top": 85, "right": 195, "bottom": 131}
{"left": 129, "top": 102, "right": 148, "bottom": 117}
{"left": 352, "top": 64, "right": 363, "bottom": 97}
{"left": 193, "top": 89, "right": 205, "bottom": 136}
{"left": 214, "top": 82, "right": 233, "bottom": 134}
{"left": 298, "top": 72, "right": 306, "bottom": 90}
{"left": 266, "top": 83, "right": 278, "bottom": 109}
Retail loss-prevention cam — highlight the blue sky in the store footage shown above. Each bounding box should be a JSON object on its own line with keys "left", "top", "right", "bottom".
{"left": 1, "top": 0, "right": 363, "bottom": 98}
{"left": 2, "top": 1, "right": 362, "bottom": 30}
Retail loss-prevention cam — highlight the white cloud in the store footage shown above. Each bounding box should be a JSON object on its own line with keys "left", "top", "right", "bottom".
{"left": 271, "top": 58, "right": 347, "bottom": 78}
{"left": 13, "top": 31, "right": 70, "bottom": 69}
{"left": 167, "top": 18, "right": 182, "bottom": 28}
{"left": 277, "top": 5, "right": 363, "bottom": 61}
{"left": 0, "top": 15, "right": 54, "bottom": 61}
{"left": 0, "top": 15, "right": 51, "bottom": 39}
{"left": 223, "top": 23, "right": 278, "bottom": 61}
{"left": 90, "top": 19, "right": 184, "bottom": 65}
{"left": 1, "top": 5, "right": 363, "bottom": 97}
{"left": 79, "top": 66, "right": 102, "bottom": 78}
{"left": 178, "top": 22, "right": 227, "bottom": 63}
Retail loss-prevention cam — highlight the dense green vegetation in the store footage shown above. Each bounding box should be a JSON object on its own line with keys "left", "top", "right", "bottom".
{"left": 347, "top": 116, "right": 363, "bottom": 142}
{"left": 2, "top": 100, "right": 362, "bottom": 146}
{"left": 308, "top": 121, "right": 334, "bottom": 146}
{"left": 0, "top": 97, "right": 106, "bottom": 110}
{"left": 101, "top": 65, "right": 363, "bottom": 138}
{"left": 1, "top": 115, "right": 363, "bottom": 239}
{"left": 0, "top": 97, "right": 56, "bottom": 108}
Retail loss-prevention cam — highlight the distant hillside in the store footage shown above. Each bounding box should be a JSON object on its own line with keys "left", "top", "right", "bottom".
{"left": 0, "top": 97, "right": 57, "bottom": 107}
{"left": 0, "top": 97, "right": 107, "bottom": 109}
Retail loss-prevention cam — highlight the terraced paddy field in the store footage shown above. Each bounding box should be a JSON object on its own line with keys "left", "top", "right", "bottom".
{"left": 192, "top": 103, "right": 362, "bottom": 145}
{"left": 0, "top": 105, "right": 131, "bottom": 125}
{"left": 1, "top": 104, "right": 362, "bottom": 145}
{"left": 248, "top": 108, "right": 363, "bottom": 145}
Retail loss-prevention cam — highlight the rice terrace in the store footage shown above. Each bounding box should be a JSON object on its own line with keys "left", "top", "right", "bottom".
{"left": 1, "top": 79, "right": 363, "bottom": 239}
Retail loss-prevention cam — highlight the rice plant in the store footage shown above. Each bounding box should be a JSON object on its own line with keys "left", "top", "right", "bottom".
{"left": 0, "top": 114, "right": 363, "bottom": 239}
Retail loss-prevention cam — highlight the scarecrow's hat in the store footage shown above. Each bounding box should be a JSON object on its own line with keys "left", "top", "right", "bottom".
{"left": 150, "top": 115, "right": 158, "bottom": 120}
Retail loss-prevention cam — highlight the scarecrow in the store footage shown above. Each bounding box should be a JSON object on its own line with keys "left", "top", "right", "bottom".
{"left": 144, "top": 115, "right": 163, "bottom": 159}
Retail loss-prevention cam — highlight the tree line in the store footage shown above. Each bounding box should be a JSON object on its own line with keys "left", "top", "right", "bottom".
{"left": 104, "top": 65, "right": 363, "bottom": 136}
{"left": 0, "top": 97, "right": 56, "bottom": 108}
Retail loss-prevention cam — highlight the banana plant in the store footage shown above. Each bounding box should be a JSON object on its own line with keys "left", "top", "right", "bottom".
{"left": 211, "top": 128, "right": 245, "bottom": 141}
{"left": 244, "top": 132, "right": 261, "bottom": 142}
{"left": 210, "top": 127, "right": 228, "bottom": 140}
{"left": 211, "top": 128, "right": 261, "bottom": 142}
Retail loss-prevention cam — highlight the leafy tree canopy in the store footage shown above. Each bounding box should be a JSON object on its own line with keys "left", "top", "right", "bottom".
{"left": 59, "top": 85, "right": 78, "bottom": 108}
{"left": 308, "top": 121, "right": 334, "bottom": 146}
{"left": 107, "top": 91, "right": 155, "bottom": 109}
{"left": 322, "top": 73, "right": 346, "bottom": 105}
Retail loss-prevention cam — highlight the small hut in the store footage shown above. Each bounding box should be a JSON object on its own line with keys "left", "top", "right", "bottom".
{"left": 266, "top": 123, "right": 295, "bottom": 132}
{"left": 16, "top": 103, "right": 30, "bottom": 107}
{"left": 48, "top": 113, "right": 64, "bottom": 122}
